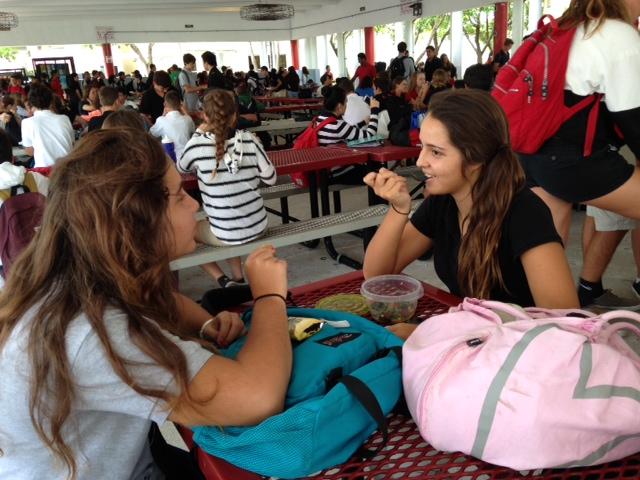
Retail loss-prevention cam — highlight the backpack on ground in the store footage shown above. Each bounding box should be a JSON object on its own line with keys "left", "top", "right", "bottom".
{"left": 290, "top": 116, "right": 337, "bottom": 188}
{"left": 492, "top": 15, "right": 601, "bottom": 157}
{"left": 193, "top": 307, "right": 404, "bottom": 479}
{"left": 403, "top": 298, "right": 640, "bottom": 470}
{"left": 0, "top": 185, "right": 46, "bottom": 278}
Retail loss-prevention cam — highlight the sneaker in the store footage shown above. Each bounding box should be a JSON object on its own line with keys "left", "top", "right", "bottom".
{"left": 590, "top": 290, "right": 640, "bottom": 311}
{"left": 217, "top": 275, "right": 246, "bottom": 288}
{"left": 632, "top": 279, "right": 640, "bottom": 299}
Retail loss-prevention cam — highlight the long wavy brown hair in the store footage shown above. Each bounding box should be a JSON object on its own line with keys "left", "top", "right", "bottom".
{"left": 428, "top": 89, "right": 525, "bottom": 299}
{"left": 557, "top": 0, "right": 634, "bottom": 32}
{"left": 0, "top": 129, "right": 194, "bottom": 479}
{"left": 202, "top": 89, "right": 238, "bottom": 177}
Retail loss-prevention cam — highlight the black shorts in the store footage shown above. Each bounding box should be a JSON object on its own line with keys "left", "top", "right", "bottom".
{"left": 518, "top": 140, "right": 634, "bottom": 204}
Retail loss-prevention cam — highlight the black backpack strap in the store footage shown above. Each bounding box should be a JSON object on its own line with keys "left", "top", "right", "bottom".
{"left": 10, "top": 184, "right": 29, "bottom": 196}
{"left": 338, "top": 375, "right": 389, "bottom": 456}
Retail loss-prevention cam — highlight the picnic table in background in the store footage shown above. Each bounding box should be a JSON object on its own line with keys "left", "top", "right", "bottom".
{"left": 254, "top": 96, "right": 323, "bottom": 105}
{"left": 178, "top": 270, "right": 640, "bottom": 479}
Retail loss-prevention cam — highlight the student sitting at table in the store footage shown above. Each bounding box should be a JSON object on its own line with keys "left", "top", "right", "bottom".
{"left": 178, "top": 89, "right": 277, "bottom": 289}
{"left": 87, "top": 86, "right": 123, "bottom": 132}
{"left": 0, "top": 128, "right": 291, "bottom": 479}
{"left": 362, "top": 89, "right": 579, "bottom": 340}
{"left": 315, "top": 86, "right": 380, "bottom": 184}
{"left": 149, "top": 90, "right": 195, "bottom": 160}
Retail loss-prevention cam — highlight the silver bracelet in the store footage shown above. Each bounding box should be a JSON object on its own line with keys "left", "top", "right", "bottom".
{"left": 199, "top": 317, "right": 216, "bottom": 339}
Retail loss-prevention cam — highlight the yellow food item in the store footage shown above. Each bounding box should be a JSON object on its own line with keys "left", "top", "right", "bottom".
{"left": 315, "top": 294, "right": 369, "bottom": 316}
{"left": 288, "top": 316, "right": 325, "bottom": 341}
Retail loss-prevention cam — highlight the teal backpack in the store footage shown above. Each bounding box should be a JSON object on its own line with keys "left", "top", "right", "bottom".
{"left": 192, "top": 307, "right": 403, "bottom": 479}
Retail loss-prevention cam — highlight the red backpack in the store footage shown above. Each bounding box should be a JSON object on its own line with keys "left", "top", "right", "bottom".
{"left": 290, "top": 116, "right": 337, "bottom": 188}
{"left": 492, "top": 15, "right": 601, "bottom": 157}
{"left": 0, "top": 188, "right": 46, "bottom": 279}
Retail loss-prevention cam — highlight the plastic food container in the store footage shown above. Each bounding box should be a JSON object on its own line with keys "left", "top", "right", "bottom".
{"left": 360, "top": 274, "right": 424, "bottom": 324}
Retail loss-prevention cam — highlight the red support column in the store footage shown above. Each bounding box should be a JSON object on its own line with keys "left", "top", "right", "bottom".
{"left": 290, "top": 39, "right": 300, "bottom": 69}
{"left": 364, "top": 26, "right": 375, "bottom": 63}
{"left": 493, "top": 3, "right": 508, "bottom": 59}
{"left": 101, "top": 43, "right": 115, "bottom": 77}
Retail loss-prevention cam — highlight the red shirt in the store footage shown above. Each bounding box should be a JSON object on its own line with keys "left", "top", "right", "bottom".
{"left": 7, "top": 85, "right": 24, "bottom": 96}
{"left": 354, "top": 63, "right": 376, "bottom": 83}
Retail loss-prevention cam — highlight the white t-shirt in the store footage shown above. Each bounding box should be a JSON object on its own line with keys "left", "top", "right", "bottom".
{"left": 150, "top": 110, "right": 196, "bottom": 160}
{"left": 20, "top": 110, "right": 74, "bottom": 168}
{"left": 0, "top": 306, "right": 213, "bottom": 479}
{"left": 343, "top": 92, "right": 371, "bottom": 126}
{"left": 565, "top": 19, "right": 640, "bottom": 113}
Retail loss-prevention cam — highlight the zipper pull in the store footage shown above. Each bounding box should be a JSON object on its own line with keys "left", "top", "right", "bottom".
{"left": 467, "top": 338, "right": 483, "bottom": 347}
{"left": 541, "top": 79, "right": 548, "bottom": 100}
{"left": 524, "top": 75, "right": 534, "bottom": 104}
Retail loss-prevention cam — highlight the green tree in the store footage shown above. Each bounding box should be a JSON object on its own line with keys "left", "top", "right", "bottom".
{"left": 374, "top": 24, "right": 394, "bottom": 43}
{"left": 124, "top": 43, "right": 155, "bottom": 74}
{"left": 0, "top": 47, "right": 19, "bottom": 61}
{"left": 413, "top": 14, "right": 451, "bottom": 60}
{"left": 328, "top": 31, "right": 353, "bottom": 59}
{"left": 463, "top": 6, "right": 495, "bottom": 63}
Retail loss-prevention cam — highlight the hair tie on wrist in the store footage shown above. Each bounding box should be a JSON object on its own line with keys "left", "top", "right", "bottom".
{"left": 391, "top": 204, "right": 411, "bottom": 216}
{"left": 199, "top": 317, "right": 216, "bottom": 339}
{"left": 253, "top": 293, "right": 287, "bottom": 305}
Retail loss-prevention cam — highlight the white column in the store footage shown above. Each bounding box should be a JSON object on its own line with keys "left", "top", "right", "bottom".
{"left": 403, "top": 20, "right": 414, "bottom": 57}
{"left": 337, "top": 32, "right": 347, "bottom": 76}
{"left": 512, "top": 0, "right": 524, "bottom": 50}
{"left": 318, "top": 34, "right": 328, "bottom": 71}
{"left": 305, "top": 36, "right": 318, "bottom": 69}
{"left": 451, "top": 11, "right": 463, "bottom": 73}
{"left": 528, "top": 0, "right": 543, "bottom": 33}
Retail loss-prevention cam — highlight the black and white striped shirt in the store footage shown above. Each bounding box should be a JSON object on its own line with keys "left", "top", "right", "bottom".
{"left": 316, "top": 108, "right": 380, "bottom": 146}
{"left": 178, "top": 129, "right": 277, "bottom": 245}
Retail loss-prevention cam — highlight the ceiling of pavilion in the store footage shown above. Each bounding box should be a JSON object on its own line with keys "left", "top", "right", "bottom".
{"left": 0, "top": 0, "right": 336, "bottom": 18}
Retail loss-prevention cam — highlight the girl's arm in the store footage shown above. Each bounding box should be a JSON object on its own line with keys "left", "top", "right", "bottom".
{"left": 169, "top": 245, "right": 292, "bottom": 427}
{"left": 362, "top": 168, "right": 432, "bottom": 278}
{"left": 521, "top": 242, "right": 580, "bottom": 308}
{"left": 253, "top": 135, "right": 277, "bottom": 185}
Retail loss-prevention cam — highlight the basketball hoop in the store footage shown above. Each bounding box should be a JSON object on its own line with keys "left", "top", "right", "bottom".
{"left": 96, "top": 27, "right": 114, "bottom": 43}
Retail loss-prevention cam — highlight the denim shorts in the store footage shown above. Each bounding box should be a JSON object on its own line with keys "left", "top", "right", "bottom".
{"left": 518, "top": 140, "right": 634, "bottom": 204}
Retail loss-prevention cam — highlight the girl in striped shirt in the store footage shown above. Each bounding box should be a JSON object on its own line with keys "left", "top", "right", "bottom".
{"left": 316, "top": 86, "right": 380, "bottom": 184}
{"left": 178, "top": 89, "right": 276, "bottom": 288}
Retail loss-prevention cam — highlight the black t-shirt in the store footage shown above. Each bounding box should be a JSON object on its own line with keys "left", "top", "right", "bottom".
{"left": 424, "top": 57, "right": 444, "bottom": 82}
{"left": 139, "top": 88, "right": 165, "bottom": 122}
{"left": 87, "top": 110, "right": 114, "bottom": 131}
{"left": 208, "top": 68, "right": 232, "bottom": 90}
{"left": 410, "top": 188, "right": 561, "bottom": 306}
{"left": 493, "top": 50, "right": 510, "bottom": 67}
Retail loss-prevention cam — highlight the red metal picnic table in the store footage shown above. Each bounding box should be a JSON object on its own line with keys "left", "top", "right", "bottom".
{"left": 178, "top": 270, "right": 640, "bottom": 480}
{"left": 331, "top": 142, "right": 422, "bottom": 164}
{"left": 263, "top": 103, "right": 324, "bottom": 117}
{"left": 254, "top": 96, "right": 323, "bottom": 105}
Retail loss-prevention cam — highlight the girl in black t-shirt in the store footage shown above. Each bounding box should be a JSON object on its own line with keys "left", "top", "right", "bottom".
{"left": 363, "top": 89, "right": 579, "bottom": 339}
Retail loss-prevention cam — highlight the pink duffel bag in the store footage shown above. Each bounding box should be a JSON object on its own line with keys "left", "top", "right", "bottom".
{"left": 402, "top": 298, "right": 640, "bottom": 470}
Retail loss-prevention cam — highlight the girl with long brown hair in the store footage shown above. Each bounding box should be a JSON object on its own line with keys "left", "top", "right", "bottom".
{"left": 0, "top": 128, "right": 291, "bottom": 479}
{"left": 178, "top": 89, "right": 277, "bottom": 288}
{"left": 363, "top": 89, "right": 578, "bottom": 339}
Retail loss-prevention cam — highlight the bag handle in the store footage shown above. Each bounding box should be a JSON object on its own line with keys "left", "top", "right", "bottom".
{"left": 537, "top": 14, "right": 558, "bottom": 31}
{"left": 338, "top": 375, "right": 389, "bottom": 456}
{"left": 457, "top": 298, "right": 533, "bottom": 323}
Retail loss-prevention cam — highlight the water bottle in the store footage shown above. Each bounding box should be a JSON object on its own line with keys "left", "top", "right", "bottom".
{"left": 161, "top": 136, "right": 176, "bottom": 162}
